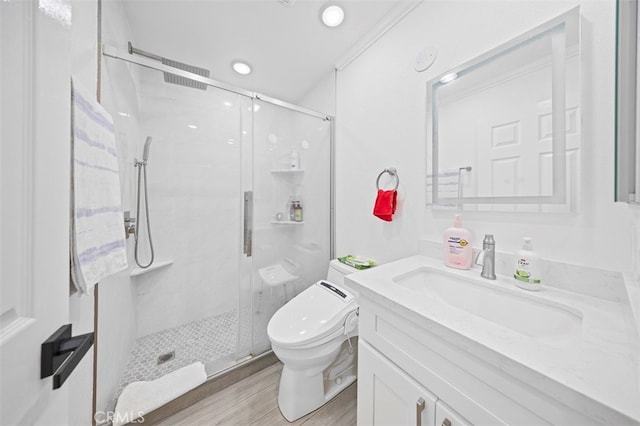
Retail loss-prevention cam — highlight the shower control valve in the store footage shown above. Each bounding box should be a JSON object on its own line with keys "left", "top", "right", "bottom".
{"left": 123, "top": 211, "right": 136, "bottom": 239}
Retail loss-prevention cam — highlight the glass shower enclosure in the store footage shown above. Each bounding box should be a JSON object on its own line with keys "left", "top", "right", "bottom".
{"left": 98, "top": 42, "right": 332, "bottom": 411}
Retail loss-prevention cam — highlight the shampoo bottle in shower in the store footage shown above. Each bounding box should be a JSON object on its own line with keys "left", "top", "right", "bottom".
{"left": 443, "top": 213, "right": 473, "bottom": 269}
{"left": 293, "top": 200, "right": 303, "bottom": 222}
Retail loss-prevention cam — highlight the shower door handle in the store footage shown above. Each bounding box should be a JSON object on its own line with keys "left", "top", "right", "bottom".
{"left": 243, "top": 191, "right": 253, "bottom": 257}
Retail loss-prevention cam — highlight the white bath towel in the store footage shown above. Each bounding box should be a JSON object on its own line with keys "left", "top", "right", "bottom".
{"left": 70, "top": 77, "right": 128, "bottom": 294}
{"left": 113, "top": 362, "right": 207, "bottom": 426}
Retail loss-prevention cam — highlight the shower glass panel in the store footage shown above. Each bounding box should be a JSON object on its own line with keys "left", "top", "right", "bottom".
{"left": 99, "top": 41, "right": 333, "bottom": 416}
{"left": 101, "top": 55, "right": 254, "bottom": 399}
{"left": 249, "top": 100, "right": 332, "bottom": 354}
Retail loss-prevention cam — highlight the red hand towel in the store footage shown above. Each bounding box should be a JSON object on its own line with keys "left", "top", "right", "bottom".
{"left": 373, "top": 189, "right": 397, "bottom": 222}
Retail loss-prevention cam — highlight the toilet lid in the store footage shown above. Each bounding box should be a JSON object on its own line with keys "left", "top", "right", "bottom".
{"left": 268, "top": 281, "right": 357, "bottom": 348}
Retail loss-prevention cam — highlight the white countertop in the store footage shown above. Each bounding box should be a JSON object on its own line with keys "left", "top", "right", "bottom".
{"left": 347, "top": 255, "right": 640, "bottom": 423}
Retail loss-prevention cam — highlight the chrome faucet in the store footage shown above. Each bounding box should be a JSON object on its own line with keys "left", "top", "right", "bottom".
{"left": 475, "top": 234, "right": 496, "bottom": 280}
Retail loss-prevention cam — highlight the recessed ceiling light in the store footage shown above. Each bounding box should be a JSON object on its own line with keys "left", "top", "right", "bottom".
{"left": 440, "top": 73, "right": 458, "bottom": 84}
{"left": 322, "top": 5, "right": 344, "bottom": 27}
{"left": 232, "top": 61, "right": 252, "bottom": 75}
{"left": 187, "top": 124, "right": 198, "bottom": 129}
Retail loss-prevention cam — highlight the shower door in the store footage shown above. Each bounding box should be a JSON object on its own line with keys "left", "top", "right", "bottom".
{"left": 241, "top": 99, "right": 332, "bottom": 355}
{"left": 99, "top": 44, "right": 332, "bottom": 415}
{"left": 100, "top": 54, "right": 255, "bottom": 403}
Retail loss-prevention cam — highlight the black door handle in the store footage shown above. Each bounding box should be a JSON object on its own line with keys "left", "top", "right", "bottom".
{"left": 41, "top": 324, "right": 94, "bottom": 389}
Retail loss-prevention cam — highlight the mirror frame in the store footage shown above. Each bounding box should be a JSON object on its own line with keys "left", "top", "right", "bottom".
{"left": 427, "top": 7, "right": 580, "bottom": 206}
{"left": 615, "top": 0, "right": 640, "bottom": 203}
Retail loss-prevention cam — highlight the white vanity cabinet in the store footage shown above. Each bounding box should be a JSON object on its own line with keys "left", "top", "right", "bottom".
{"left": 358, "top": 340, "right": 471, "bottom": 426}
{"left": 436, "top": 401, "right": 471, "bottom": 426}
{"left": 358, "top": 341, "right": 438, "bottom": 426}
{"left": 356, "top": 299, "right": 506, "bottom": 426}
{"left": 355, "top": 296, "right": 602, "bottom": 426}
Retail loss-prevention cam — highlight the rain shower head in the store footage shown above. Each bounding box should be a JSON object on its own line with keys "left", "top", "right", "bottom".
{"left": 128, "top": 41, "right": 210, "bottom": 90}
{"left": 161, "top": 57, "right": 210, "bottom": 90}
{"left": 143, "top": 136, "right": 152, "bottom": 162}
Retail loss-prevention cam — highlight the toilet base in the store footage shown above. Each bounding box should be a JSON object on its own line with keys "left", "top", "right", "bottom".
{"left": 277, "top": 339, "right": 358, "bottom": 422}
{"left": 277, "top": 369, "right": 356, "bottom": 422}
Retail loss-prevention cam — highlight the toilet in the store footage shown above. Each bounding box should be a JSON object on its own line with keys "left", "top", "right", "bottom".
{"left": 267, "top": 259, "right": 359, "bottom": 421}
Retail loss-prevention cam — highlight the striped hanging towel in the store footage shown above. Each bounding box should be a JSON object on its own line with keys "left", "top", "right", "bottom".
{"left": 70, "top": 77, "right": 128, "bottom": 294}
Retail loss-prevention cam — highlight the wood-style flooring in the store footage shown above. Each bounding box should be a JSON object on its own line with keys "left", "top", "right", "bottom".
{"left": 154, "top": 362, "right": 357, "bottom": 425}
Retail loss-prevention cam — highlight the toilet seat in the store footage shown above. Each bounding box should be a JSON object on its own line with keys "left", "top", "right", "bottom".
{"left": 267, "top": 281, "right": 357, "bottom": 349}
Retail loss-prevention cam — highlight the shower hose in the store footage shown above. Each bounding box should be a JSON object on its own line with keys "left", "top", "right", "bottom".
{"left": 134, "top": 161, "right": 155, "bottom": 268}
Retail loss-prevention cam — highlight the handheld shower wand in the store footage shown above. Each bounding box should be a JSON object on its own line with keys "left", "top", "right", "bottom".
{"left": 142, "top": 136, "right": 152, "bottom": 162}
{"left": 134, "top": 136, "right": 155, "bottom": 268}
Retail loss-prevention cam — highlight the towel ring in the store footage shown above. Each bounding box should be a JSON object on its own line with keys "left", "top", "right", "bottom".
{"left": 376, "top": 167, "right": 400, "bottom": 191}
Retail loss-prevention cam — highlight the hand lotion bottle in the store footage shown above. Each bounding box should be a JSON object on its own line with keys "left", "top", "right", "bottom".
{"left": 443, "top": 213, "right": 473, "bottom": 269}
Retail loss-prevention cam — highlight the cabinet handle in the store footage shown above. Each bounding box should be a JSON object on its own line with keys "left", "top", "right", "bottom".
{"left": 416, "top": 397, "right": 426, "bottom": 426}
{"left": 442, "top": 418, "right": 452, "bottom": 426}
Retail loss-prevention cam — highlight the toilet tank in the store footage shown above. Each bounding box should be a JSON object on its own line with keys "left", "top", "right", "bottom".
{"left": 326, "top": 259, "right": 359, "bottom": 296}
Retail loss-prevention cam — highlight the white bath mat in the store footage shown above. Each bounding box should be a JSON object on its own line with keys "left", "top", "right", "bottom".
{"left": 113, "top": 361, "right": 206, "bottom": 426}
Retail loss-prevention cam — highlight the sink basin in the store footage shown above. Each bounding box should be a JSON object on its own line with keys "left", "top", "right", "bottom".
{"left": 393, "top": 267, "right": 583, "bottom": 339}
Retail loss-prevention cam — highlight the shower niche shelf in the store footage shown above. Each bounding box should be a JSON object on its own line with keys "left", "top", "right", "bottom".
{"left": 271, "top": 169, "right": 304, "bottom": 174}
{"left": 130, "top": 260, "right": 174, "bottom": 277}
{"left": 270, "top": 220, "right": 304, "bottom": 225}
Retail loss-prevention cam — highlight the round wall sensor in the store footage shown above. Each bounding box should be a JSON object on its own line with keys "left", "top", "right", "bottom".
{"left": 414, "top": 46, "right": 437, "bottom": 72}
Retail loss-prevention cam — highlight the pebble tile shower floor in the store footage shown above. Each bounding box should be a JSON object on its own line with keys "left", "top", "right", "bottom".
{"left": 116, "top": 310, "right": 238, "bottom": 400}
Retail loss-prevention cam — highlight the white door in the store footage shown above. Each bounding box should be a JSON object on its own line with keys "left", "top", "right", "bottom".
{"left": 476, "top": 99, "right": 580, "bottom": 197}
{"left": 357, "top": 340, "right": 437, "bottom": 426}
{"left": 1, "top": 1, "right": 74, "bottom": 424}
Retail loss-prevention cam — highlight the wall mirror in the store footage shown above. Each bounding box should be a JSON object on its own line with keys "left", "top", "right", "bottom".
{"left": 427, "top": 8, "right": 580, "bottom": 211}
{"left": 616, "top": 0, "right": 640, "bottom": 204}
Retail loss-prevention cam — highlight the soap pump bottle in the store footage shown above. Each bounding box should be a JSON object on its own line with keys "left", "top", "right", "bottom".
{"left": 443, "top": 213, "right": 473, "bottom": 269}
{"left": 514, "top": 237, "right": 541, "bottom": 291}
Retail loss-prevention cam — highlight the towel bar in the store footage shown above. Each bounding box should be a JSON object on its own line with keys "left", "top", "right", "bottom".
{"left": 376, "top": 167, "right": 400, "bottom": 190}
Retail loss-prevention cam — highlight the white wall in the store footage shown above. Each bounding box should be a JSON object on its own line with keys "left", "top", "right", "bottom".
{"left": 298, "top": 69, "right": 336, "bottom": 117}
{"left": 336, "top": 0, "right": 635, "bottom": 273}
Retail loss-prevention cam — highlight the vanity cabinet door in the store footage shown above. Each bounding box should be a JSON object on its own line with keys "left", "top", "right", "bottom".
{"left": 436, "top": 400, "right": 471, "bottom": 426}
{"left": 358, "top": 340, "right": 437, "bottom": 426}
